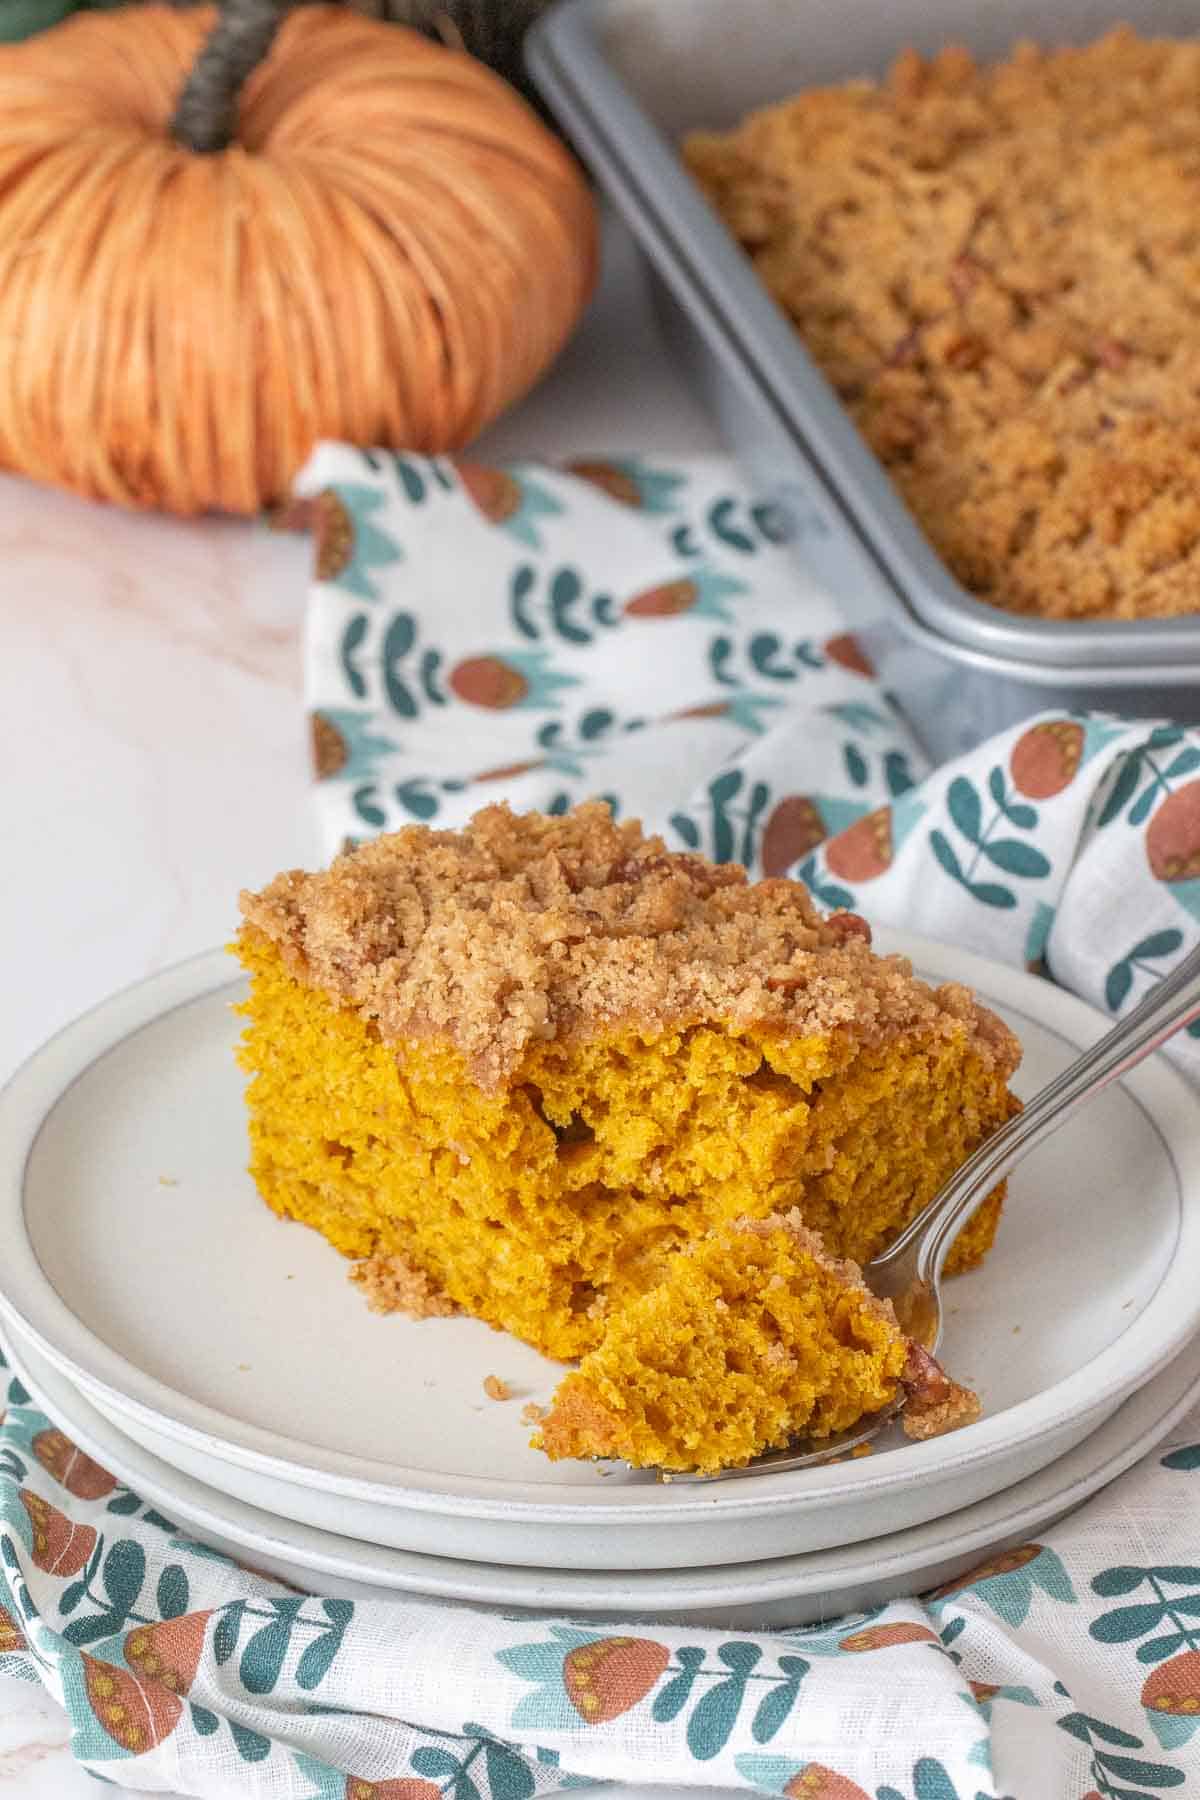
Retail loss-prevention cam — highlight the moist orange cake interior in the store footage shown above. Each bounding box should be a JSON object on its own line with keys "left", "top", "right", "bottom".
{"left": 537, "top": 1210, "right": 981, "bottom": 1476}
{"left": 235, "top": 803, "right": 1020, "bottom": 1469}
{"left": 686, "top": 28, "right": 1200, "bottom": 621}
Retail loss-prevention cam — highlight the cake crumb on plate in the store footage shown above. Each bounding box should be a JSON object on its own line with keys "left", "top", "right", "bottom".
{"left": 350, "top": 1253, "right": 456, "bottom": 1319}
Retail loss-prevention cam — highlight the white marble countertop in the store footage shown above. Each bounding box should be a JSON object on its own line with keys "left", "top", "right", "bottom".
{"left": 0, "top": 213, "right": 725, "bottom": 1799}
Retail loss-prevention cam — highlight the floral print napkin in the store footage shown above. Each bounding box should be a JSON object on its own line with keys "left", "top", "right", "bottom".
{"left": 3, "top": 1343, "right": 1200, "bottom": 1799}
{"left": 5, "top": 445, "right": 1200, "bottom": 1797}
{"left": 299, "top": 446, "right": 1200, "bottom": 1081}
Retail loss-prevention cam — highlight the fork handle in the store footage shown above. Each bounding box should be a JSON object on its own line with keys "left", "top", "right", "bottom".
{"left": 880, "top": 942, "right": 1200, "bottom": 1291}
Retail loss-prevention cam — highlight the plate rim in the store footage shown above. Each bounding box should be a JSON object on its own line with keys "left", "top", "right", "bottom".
{"left": 1, "top": 936, "right": 1198, "bottom": 1522}
{"left": 6, "top": 1317, "right": 1200, "bottom": 1611}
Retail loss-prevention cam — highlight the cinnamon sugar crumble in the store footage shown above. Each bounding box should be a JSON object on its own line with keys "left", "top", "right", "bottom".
{"left": 483, "top": 1375, "right": 512, "bottom": 1401}
{"left": 686, "top": 29, "right": 1200, "bottom": 620}
{"left": 240, "top": 803, "right": 1018, "bottom": 1092}
{"left": 349, "top": 1252, "right": 457, "bottom": 1319}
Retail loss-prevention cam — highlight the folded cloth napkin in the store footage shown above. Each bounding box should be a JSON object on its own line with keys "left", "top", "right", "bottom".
{"left": 299, "top": 446, "right": 1200, "bottom": 1082}
{"left": 5, "top": 448, "right": 1200, "bottom": 1800}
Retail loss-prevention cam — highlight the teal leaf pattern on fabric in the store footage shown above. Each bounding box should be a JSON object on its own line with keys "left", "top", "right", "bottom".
{"left": 796, "top": 855, "right": 854, "bottom": 913}
{"left": 979, "top": 838, "right": 1051, "bottom": 877}
{"left": 155, "top": 1566, "right": 188, "bottom": 1621}
{"left": 1058, "top": 1708, "right": 1187, "bottom": 1792}
{"left": 239, "top": 1612, "right": 295, "bottom": 1695}
{"left": 707, "top": 495, "right": 757, "bottom": 554}
{"left": 1097, "top": 728, "right": 1186, "bottom": 829}
{"left": 100, "top": 1540, "right": 144, "bottom": 1616}
{"left": 932, "top": 764, "right": 1052, "bottom": 909}
{"left": 651, "top": 1645, "right": 705, "bottom": 1723}
{"left": 947, "top": 776, "right": 982, "bottom": 844}
{"left": 734, "top": 1751, "right": 804, "bottom": 1791}
{"left": 1024, "top": 900, "right": 1057, "bottom": 969}
{"left": 1105, "top": 930, "right": 1186, "bottom": 1015}
{"left": 750, "top": 1656, "right": 809, "bottom": 1743}
{"left": 844, "top": 742, "right": 869, "bottom": 788}
{"left": 913, "top": 1759, "right": 961, "bottom": 1800}
{"left": 930, "top": 1546, "right": 1076, "bottom": 1626}
{"left": 231, "top": 1720, "right": 272, "bottom": 1762}
{"left": 507, "top": 564, "right": 618, "bottom": 646}
{"left": 395, "top": 778, "right": 441, "bottom": 820}
{"left": 685, "top": 1642, "right": 761, "bottom": 1760}
{"left": 339, "top": 612, "right": 370, "bottom": 699}
{"left": 826, "top": 701, "right": 892, "bottom": 733}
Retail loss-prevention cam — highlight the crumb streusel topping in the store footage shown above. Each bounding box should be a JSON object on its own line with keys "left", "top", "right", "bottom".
{"left": 240, "top": 802, "right": 1018, "bottom": 1090}
{"left": 686, "top": 28, "right": 1200, "bottom": 620}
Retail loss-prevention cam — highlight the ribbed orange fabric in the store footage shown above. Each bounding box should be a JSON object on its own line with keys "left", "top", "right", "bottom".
{"left": 0, "top": 5, "right": 597, "bottom": 513}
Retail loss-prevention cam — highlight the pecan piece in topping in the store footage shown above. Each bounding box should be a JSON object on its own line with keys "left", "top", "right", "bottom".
{"left": 900, "top": 1341, "right": 981, "bottom": 1440}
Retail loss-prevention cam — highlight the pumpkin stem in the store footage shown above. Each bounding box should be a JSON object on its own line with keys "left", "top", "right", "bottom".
{"left": 170, "top": 0, "right": 288, "bottom": 153}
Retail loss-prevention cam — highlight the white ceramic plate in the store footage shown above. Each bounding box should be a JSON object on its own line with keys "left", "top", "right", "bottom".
{"left": 7, "top": 1320, "right": 1200, "bottom": 1630}
{"left": 2, "top": 936, "right": 1199, "bottom": 1571}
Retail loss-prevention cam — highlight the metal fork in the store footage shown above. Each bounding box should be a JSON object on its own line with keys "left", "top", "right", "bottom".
{"left": 685, "top": 942, "right": 1200, "bottom": 1482}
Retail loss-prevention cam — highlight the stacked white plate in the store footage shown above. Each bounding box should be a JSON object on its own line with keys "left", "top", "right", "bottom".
{"left": 3, "top": 932, "right": 1200, "bottom": 1628}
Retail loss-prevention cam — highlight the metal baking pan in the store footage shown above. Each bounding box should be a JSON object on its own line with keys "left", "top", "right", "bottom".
{"left": 528, "top": 0, "right": 1200, "bottom": 756}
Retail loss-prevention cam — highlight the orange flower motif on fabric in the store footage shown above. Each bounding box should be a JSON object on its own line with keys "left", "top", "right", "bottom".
{"left": 969, "top": 1681, "right": 1000, "bottom": 1702}
{"left": 785, "top": 1764, "right": 871, "bottom": 1799}
{"left": 669, "top": 701, "right": 731, "bottom": 722}
{"left": 32, "top": 1429, "right": 117, "bottom": 1500}
{"left": 927, "top": 1542, "right": 1043, "bottom": 1599}
{"left": 1143, "top": 1649, "right": 1200, "bottom": 1716}
{"left": 823, "top": 633, "right": 875, "bottom": 678}
{"left": 345, "top": 1781, "right": 442, "bottom": 1800}
{"left": 1009, "top": 720, "right": 1085, "bottom": 799}
{"left": 82, "top": 1654, "right": 182, "bottom": 1755}
{"left": 837, "top": 1622, "right": 938, "bottom": 1652}
{"left": 470, "top": 759, "right": 546, "bottom": 784}
{"left": 825, "top": 807, "right": 893, "bottom": 881}
{"left": 562, "top": 1636, "right": 670, "bottom": 1723}
{"left": 1147, "top": 781, "right": 1200, "bottom": 882}
{"left": 123, "top": 1612, "right": 212, "bottom": 1697}
{"left": 761, "top": 796, "right": 828, "bottom": 876}
{"left": 566, "top": 460, "right": 643, "bottom": 508}
{"left": 448, "top": 657, "right": 530, "bottom": 709}
{"left": 0, "top": 1605, "right": 27, "bottom": 1655}
{"left": 456, "top": 463, "right": 522, "bottom": 525}
{"left": 19, "top": 1490, "right": 96, "bottom": 1576}
{"left": 311, "top": 713, "right": 349, "bottom": 779}
{"left": 314, "top": 491, "right": 356, "bottom": 582}
{"left": 624, "top": 579, "right": 697, "bottom": 618}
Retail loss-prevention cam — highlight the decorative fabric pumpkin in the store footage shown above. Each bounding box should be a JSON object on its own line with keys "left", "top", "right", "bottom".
{"left": 0, "top": 4, "right": 596, "bottom": 513}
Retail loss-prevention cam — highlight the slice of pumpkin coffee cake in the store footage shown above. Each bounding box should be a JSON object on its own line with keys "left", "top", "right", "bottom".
{"left": 234, "top": 801, "right": 1018, "bottom": 1467}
